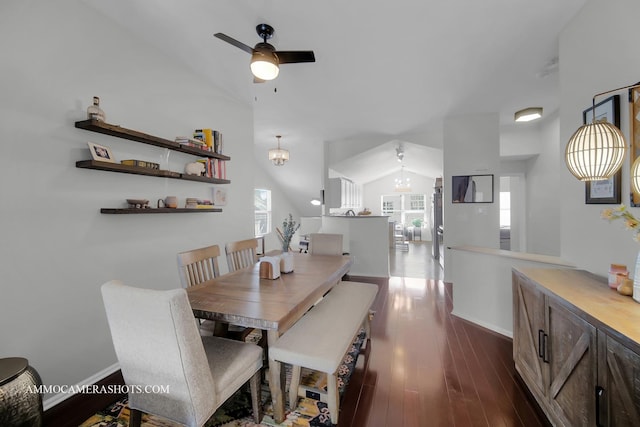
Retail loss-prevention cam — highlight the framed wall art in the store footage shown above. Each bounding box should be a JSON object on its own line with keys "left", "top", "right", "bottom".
{"left": 87, "top": 142, "right": 116, "bottom": 163}
{"left": 584, "top": 95, "right": 622, "bottom": 204}
{"left": 212, "top": 186, "right": 227, "bottom": 206}
{"left": 451, "top": 174, "right": 494, "bottom": 203}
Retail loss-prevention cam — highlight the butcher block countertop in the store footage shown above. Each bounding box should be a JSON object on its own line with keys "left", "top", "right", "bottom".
{"left": 514, "top": 267, "right": 640, "bottom": 348}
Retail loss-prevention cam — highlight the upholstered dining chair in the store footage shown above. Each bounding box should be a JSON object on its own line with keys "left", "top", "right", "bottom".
{"left": 177, "top": 244, "right": 253, "bottom": 341}
{"left": 225, "top": 238, "right": 258, "bottom": 272}
{"left": 309, "top": 233, "right": 344, "bottom": 256}
{"left": 101, "top": 280, "right": 263, "bottom": 427}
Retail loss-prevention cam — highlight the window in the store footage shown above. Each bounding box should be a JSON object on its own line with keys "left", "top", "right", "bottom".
{"left": 254, "top": 189, "right": 271, "bottom": 237}
{"left": 409, "top": 194, "right": 425, "bottom": 210}
{"left": 381, "top": 193, "right": 426, "bottom": 226}
{"left": 382, "top": 201, "right": 394, "bottom": 214}
{"left": 499, "top": 191, "right": 511, "bottom": 228}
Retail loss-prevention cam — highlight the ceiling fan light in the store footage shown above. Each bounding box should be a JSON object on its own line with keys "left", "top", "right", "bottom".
{"left": 515, "top": 107, "right": 543, "bottom": 122}
{"left": 564, "top": 121, "right": 627, "bottom": 181}
{"left": 251, "top": 51, "right": 279, "bottom": 80}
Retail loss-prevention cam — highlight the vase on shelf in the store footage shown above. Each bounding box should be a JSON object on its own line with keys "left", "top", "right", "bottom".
{"left": 86, "top": 96, "right": 106, "bottom": 122}
{"left": 280, "top": 251, "right": 294, "bottom": 273}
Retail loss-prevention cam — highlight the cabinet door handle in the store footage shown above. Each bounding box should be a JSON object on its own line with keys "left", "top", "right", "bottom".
{"left": 538, "top": 329, "right": 544, "bottom": 359}
{"left": 595, "top": 386, "right": 605, "bottom": 427}
{"left": 542, "top": 333, "right": 550, "bottom": 363}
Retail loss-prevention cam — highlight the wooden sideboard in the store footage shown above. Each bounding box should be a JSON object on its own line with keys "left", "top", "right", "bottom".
{"left": 512, "top": 267, "right": 640, "bottom": 427}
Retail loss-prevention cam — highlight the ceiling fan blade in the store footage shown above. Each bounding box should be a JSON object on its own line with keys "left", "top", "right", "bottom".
{"left": 214, "top": 33, "right": 254, "bottom": 54}
{"left": 275, "top": 50, "right": 316, "bottom": 64}
{"left": 253, "top": 76, "right": 266, "bottom": 84}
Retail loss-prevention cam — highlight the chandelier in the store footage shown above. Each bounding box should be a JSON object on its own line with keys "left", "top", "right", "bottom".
{"left": 395, "top": 165, "right": 411, "bottom": 192}
{"left": 268, "top": 135, "right": 289, "bottom": 166}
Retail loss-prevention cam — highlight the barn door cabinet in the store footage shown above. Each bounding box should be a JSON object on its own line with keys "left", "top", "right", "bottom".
{"left": 513, "top": 268, "right": 640, "bottom": 427}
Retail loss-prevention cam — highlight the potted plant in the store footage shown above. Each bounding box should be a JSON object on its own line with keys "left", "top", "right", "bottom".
{"left": 280, "top": 214, "right": 300, "bottom": 273}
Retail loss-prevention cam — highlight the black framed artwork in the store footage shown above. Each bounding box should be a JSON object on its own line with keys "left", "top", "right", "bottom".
{"left": 584, "top": 95, "right": 622, "bottom": 204}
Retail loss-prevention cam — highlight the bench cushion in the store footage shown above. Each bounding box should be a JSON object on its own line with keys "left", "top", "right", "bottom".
{"left": 269, "top": 281, "right": 378, "bottom": 373}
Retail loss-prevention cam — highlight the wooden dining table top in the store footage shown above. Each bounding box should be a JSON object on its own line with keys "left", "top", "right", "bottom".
{"left": 186, "top": 252, "right": 352, "bottom": 334}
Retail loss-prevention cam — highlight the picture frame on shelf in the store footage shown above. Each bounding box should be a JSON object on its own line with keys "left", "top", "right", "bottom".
{"left": 88, "top": 142, "right": 116, "bottom": 163}
{"left": 212, "top": 186, "right": 227, "bottom": 206}
{"left": 583, "top": 95, "right": 622, "bottom": 204}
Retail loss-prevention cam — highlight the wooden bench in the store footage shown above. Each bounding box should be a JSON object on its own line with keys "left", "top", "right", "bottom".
{"left": 268, "top": 281, "right": 378, "bottom": 425}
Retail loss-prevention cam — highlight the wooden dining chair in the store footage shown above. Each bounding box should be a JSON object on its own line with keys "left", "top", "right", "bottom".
{"left": 101, "top": 280, "right": 263, "bottom": 426}
{"left": 224, "top": 238, "right": 268, "bottom": 347}
{"left": 225, "top": 238, "right": 259, "bottom": 272}
{"left": 177, "top": 244, "right": 254, "bottom": 341}
{"left": 177, "top": 245, "right": 222, "bottom": 336}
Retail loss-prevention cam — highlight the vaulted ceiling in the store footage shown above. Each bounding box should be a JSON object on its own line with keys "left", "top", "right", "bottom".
{"left": 86, "top": 0, "right": 587, "bottom": 215}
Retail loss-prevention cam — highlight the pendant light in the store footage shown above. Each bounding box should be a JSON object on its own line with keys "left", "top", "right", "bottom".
{"left": 564, "top": 83, "right": 640, "bottom": 181}
{"left": 395, "top": 165, "right": 411, "bottom": 192}
{"left": 268, "top": 135, "right": 289, "bottom": 166}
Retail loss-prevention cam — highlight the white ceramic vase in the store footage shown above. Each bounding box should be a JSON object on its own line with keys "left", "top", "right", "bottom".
{"left": 280, "top": 252, "right": 294, "bottom": 273}
{"left": 634, "top": 251, "right": 640, "bottom": 303}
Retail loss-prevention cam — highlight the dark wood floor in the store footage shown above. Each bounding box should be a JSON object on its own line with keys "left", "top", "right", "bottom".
{"left": 340, "top": 242, "right": 548, "bottom": 427}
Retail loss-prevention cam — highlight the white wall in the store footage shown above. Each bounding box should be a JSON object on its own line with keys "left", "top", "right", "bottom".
{"left": 443, "top": 113, "right": 501, "bottom": 280}
{"left": 524, "top": 114, "right": 563, "bottom": 256}
{"left": 559, "top": 0, "right": 640, "bottom": 275}
{"left": 0, "top": 0, "right": 256, "bottom": 405}
{"left": 253, "top": 162, "right": 304, "bottom": 252}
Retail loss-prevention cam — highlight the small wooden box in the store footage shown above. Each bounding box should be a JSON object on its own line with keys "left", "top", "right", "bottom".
{"left": 259, "top": 260, "right": 280, "bottom": 280}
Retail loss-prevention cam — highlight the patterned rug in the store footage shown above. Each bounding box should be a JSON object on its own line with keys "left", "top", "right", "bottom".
{"left": 80, "top": 330, "right": 366, "bottom": 427}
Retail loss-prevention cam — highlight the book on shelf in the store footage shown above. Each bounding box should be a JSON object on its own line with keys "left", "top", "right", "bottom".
{"left": 213, "top": 130, "right": 223, "bottom": 154}
{"left": 203, "top": 128, "right": 213, "bottom": 149}
{"left": 175, "top": 136, "right": 212, "bottom": 151}
{"left": 192, "top": 128, "right": 224, "bottom": 155}
{"left": 120, "top": 159, "right": 160, "bottom": 170}
{"left": 195, "top": 158, "right": 227, "bottom": 180}
{"left": 196, "top": 199, "right": 214, "bottom": 209}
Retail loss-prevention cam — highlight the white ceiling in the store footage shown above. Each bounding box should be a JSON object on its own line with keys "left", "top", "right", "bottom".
{"left": 85, "top": 0, "right": 587, "bottom": 215}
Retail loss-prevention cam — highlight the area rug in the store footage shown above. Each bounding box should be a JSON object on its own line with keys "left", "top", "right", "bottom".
{"left": 80, "top": 329, "right": 366, "bottom": 427}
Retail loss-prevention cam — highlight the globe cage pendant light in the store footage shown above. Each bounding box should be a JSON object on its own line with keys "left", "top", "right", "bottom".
{"left": 268, "top": 135, "right": 289, "bottom": 166}
{"left": 565, "top": 121, "right": 626, "bottom": 181}
{"left": 632, "top": 156, "right": 640, "bottom": 195}
{"left": 564, "top": 84, "right": 640, "bottom": 181}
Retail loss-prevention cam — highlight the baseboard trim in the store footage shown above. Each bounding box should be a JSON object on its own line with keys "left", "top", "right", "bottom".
{"left": 450, "top": 310, "right": 513, "bottom": 339}
{"left": 43, "top": 368, "right": 125, "bottom": 427}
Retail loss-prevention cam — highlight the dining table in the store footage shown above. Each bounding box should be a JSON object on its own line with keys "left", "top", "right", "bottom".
{"left": 186, "top": 251, "right": 352, "bottom": 424}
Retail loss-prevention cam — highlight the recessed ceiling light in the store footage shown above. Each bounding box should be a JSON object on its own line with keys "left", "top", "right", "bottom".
{"left": 515, "top": 107, "right": 543, "bottom": 122}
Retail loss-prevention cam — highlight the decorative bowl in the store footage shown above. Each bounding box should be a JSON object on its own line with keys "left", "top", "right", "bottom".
{"left": 126, "top": 199, "right": 149, "bottom": 207}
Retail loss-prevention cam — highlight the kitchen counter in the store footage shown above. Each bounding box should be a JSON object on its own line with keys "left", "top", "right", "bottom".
{"left": 305, "top": 215, "right": 390, "bottom": 278}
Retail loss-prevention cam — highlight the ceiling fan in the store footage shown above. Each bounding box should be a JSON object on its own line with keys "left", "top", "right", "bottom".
{"left": 214, "top": 23, "right": 315, "bottom": 82}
